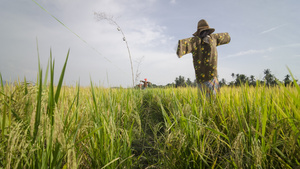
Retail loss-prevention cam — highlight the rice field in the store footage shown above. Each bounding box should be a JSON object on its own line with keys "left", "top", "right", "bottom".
{"left": 0, "top": 54, "right": 299, "bottom": 168}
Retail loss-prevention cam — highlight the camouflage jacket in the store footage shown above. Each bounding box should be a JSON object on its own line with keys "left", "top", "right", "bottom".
{"left": 177, "top": 33, "right": 230, "bottom": 83}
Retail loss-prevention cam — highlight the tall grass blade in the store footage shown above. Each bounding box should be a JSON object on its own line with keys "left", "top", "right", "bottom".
{"left": 0, "top": 73, "right": 3, "bottom": 91}
{"left": 32, "top": 68, "right": 43, "bottom": 143}
{"left": 1, "top": 100, "right": 6, "bottom": 138}
{"left": 75, "top": 80, "right": 80, "bottom": 122}
{"left": 24, "top": 77, "right": 28, "bottom": 95}
{"left": 43, "top": 58, "right": 50, "bottom": 87}
{"left": 90, "top": 78, "right": 98, "bottom": 113}
{"left": 54, "top": 49, "right": 70, "bottom": 104}
{"left": 274, "top": 147, "right": 293, "bottom": 167}
{"left": 101, "top": 157, "right": 120, "bottom": 169}
{"left": 0, "top": 73, "right": 5, "bottom": 137}
{"left": 205, "top": 126, "right": 231, "bottom": 147}
{"left": 74, "top": 126, "right": 103, "bottom": 145}
{"left": 63, "top": 89, "right": 78, "bottom": 132}
{"left": 47, "top": 49, "right": 55, "bottom": 125}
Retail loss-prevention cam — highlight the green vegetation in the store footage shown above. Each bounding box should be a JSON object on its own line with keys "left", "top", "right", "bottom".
{"left": 153, "top": 69, "right": 298, "bottom": 88}
{"left": 1, "top": 51, "right": 299, "bottom": 168}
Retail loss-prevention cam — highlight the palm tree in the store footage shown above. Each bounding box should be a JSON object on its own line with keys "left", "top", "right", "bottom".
{"left": 186, "top": 78, "right": 192, "bottom": 86}
{"left": 249, "top": 75, "right": 256, "bottom": 86}
{"left": 175, "top": 75, "right": 186, "bottom": 87}
{"left": 219, "top": 78, "right": 226, "bottom": 87}
{"left": 264, "top": 69, "right": 276, "bottom": 86}
{"left": 283, "top": 74, "right": 292, "bottom": 86}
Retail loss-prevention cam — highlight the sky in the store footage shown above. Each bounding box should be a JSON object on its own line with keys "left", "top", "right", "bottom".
{"left": 1, "top": 0, "right": 300, "bottom": 87}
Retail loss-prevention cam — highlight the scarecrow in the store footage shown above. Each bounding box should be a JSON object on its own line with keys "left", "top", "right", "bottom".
{"left": 140, "top": 78, "right": 151, "bottom": 89}
{"left": 176, "top": 19, "right": 231, "bottom": 96}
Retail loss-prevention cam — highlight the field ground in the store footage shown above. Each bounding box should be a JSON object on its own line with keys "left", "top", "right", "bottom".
{"left": 1, "top": 81, "right": 299, "bottom": 168}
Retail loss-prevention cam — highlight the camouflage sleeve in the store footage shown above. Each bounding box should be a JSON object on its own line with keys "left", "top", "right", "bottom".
{"left": 176, "top": 37, "right": 194, "bottom": 58}
{"left": 213, "top": 32, "right": 231, "bottom": 46}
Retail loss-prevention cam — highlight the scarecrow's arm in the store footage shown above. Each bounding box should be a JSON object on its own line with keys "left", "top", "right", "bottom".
{"left": 176, "top": 37, "right": 195, "bottom": 58}
{"left": 213, "top": 33, "right": 231, "bottom": 46}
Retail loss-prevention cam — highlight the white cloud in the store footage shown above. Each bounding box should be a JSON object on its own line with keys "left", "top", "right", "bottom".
{"left": 259, "top": 24, "right": 287, "bottom": 35}
{"left": 2, "top": 0, "right": 299, "bottom": 87}
{"left": 47, "top": 0, "right": 175, "bottom": 86}
{"left": 224, "top": 43, "right": 300, "bottom": 60}
{"left": 125, "top": 18, "right": 169, "bottom": 48}
{"left": 225, "top": 47, "right": 274, "bottom": 58}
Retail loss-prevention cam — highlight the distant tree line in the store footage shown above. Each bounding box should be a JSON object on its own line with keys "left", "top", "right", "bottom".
{"left": 219, "top": 69, "right": 297, "bottom": 87}
{"left": 150, "top": 69, "right": 298, "bottom": 88}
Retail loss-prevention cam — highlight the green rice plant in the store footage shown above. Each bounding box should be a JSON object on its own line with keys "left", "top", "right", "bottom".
{"left": 1, "top": 54, "right": 299, "bottom": 168}
{"left": 32, "top": 65, "right": 42, "bottom": 144}
{"left": 136, "top": 84, "right": 299, "bottom": 168}
{"left": 0, "top": 49, "right": 78, "bottom": 168}
{"left": 0, "top": 73, "right": 6, "bottom": 138}
{"left": 80, "top": 85, "right": 139, "bottom": 168}
{"left": 30, "top": 49, "right": 71, "bottom": 169}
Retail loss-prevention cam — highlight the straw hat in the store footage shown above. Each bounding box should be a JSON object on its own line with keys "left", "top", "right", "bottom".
{"left": 193, "top": 19, "right": 215, "bottom": 36}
